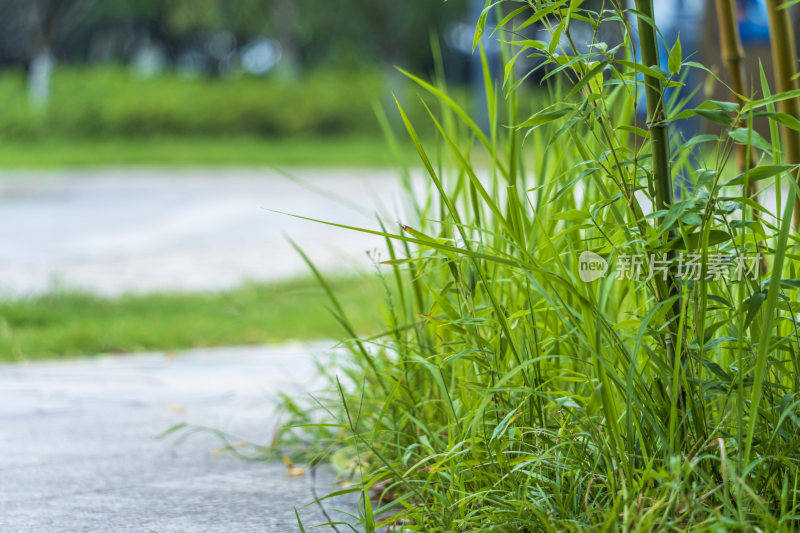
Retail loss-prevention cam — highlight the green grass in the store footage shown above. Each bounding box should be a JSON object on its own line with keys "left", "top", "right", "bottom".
{"left": 0, "top": 136, "right": 415, "bottom": 168}
{"left": 0, "top": 276, "right": 383, "bottom": 361}
{"left": 278, "top": 3, "right": 800, "bottom": 531}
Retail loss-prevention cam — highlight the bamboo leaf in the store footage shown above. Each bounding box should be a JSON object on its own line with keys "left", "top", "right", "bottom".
{"left": 494, "top": 5, "right": 529, "bottom": 32}
{"left": 566, "top": 61, "right": 607, "bottom": 98}
{"left": 707, "top": 100, "right": 740, "bottom": 112}
{"left": 744, "top": 291, "right": 767, "bottom": 329}
{"left": 519, "top": 106, "right": 571, "bottom": 127}
{"left": 616, "top": 59, "right": 667, "bottom": 81}
{"left": 728, "top": 127, "right": 773, "bottom": 153}
{"left": 745, "top": 88, "right": 800, "bottom": 111}
{"left": 722, "top": 164, "right": 797, "bottom": 187}
{"left": 754, "top": 111, "right": 800, "bottom": 131}
{"left": 548, "top": 18, "right": 566, "bottom": 55}
{"left": 694, "top": 109, "right": 733, "bottom": 126}
{"left": 473, "top": 0, "right": 492, "bottom": 51}
{"left": 516, "top": 3, "right": 559, "bottom": 32}
{"left": 667, "top": 35, "right": 681, "bottom": 74}
{"left": 664, "top": 229, "right": 731, "bottom": 250}
{"left": 659, "top": 200, "right": 689, "bottom": 232}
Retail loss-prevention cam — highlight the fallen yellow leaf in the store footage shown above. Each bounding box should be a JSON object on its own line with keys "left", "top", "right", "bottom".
{"left": 282, "top": 455, "right": 305, "bottom": 477}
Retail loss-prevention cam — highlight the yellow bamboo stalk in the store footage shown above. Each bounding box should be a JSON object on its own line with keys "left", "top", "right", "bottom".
{"left": 715, "top": 0, "right": 768, "bottom": 275}
{"left": 714, "top": 0, "right": 759, "bottom": 200}
{"left": 765, "top": 0, "right": 800, "bottom": 228}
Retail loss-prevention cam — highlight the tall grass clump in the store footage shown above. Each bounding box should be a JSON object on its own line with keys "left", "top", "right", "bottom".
{"left": 286, "top": 1, "right": 800, "bottom": 530}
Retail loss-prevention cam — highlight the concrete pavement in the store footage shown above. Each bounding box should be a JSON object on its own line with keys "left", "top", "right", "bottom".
{"left": 0, "top": 167, "right": 417, "bottom": 296}
{"left": 0, "top": 343, "right": 359, "bottom": 532}
{"left": 0, "top": 167, "right": 421, "bottom": 530}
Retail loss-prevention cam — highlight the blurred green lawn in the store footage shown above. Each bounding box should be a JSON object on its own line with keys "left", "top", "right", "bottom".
{"left": 0, "top": 136, "right": 412, "bottom": 167}
{"left": 0, "top": 68, "right": 421, "bottom": 360}
{"left": 0, "top": 276, "right": 384, "bottom": 361}
{"left": 0, "top": 66, "right": 460, "bottom": 167}
{"left": 0, "top": 68, "right": 389, "bottom": 137}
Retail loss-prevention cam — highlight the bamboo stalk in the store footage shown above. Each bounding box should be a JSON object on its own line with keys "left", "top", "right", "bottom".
{"left": 634, "top": 0, "right": 684, "bottom": 446}
{"left": 634, "top": 0, "right": 673, "bottom": 217}
{"left": 633, "top": 0, "right": 676, "bottom": 289}
{"left": 715, "top": 0, "right": 767, "bottom": 275}
{"left": 765, "top": 0, "right": 800, "bottom": 228}
{"left": 715, "top": 0, "right": 759, "bottom": 200}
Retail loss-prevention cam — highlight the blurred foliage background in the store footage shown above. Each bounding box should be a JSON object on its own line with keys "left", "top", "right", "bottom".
{"left": 0, "top": 0, "right": 784, "bottom": 163}
{"left": 0, "top": 0, "right": 475, "bottom": 151}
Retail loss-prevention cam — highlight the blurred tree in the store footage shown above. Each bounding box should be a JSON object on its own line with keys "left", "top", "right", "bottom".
{"left": 0, "top": 0, "right": 97, "bottom": 107}
{"left": 0, "top": 0, "right": 469, "bottom": 90}
{"left": 150, "top": 0, "right": 468, "bottom": 75}
{"left": 294, "top": 0, "right": 468, "bottom": 72}
{"left": 161, "top": 0, "right": 298, "bottom": 76}
{"left": 273, "top": 0, "right": 299, "bottom": 78}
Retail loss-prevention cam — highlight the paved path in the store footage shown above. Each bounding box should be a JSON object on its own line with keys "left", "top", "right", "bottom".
{"left": 0, "top": 343, "right": 358, "bottom": 532}
{"left": 0, "top": 167, "right": 417, "bottom": 296}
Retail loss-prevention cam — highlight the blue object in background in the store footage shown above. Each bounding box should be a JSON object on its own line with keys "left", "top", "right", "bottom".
{"left": 629, "top": 0, "right": 704, "bottom": 122}
{"left": 738, "top": 0, "right": 771, "bottom": 43}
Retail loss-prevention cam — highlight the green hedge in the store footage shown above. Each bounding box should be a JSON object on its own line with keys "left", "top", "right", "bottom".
{"left": 0, "top": 67, "right": 397, "bottom": 139}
